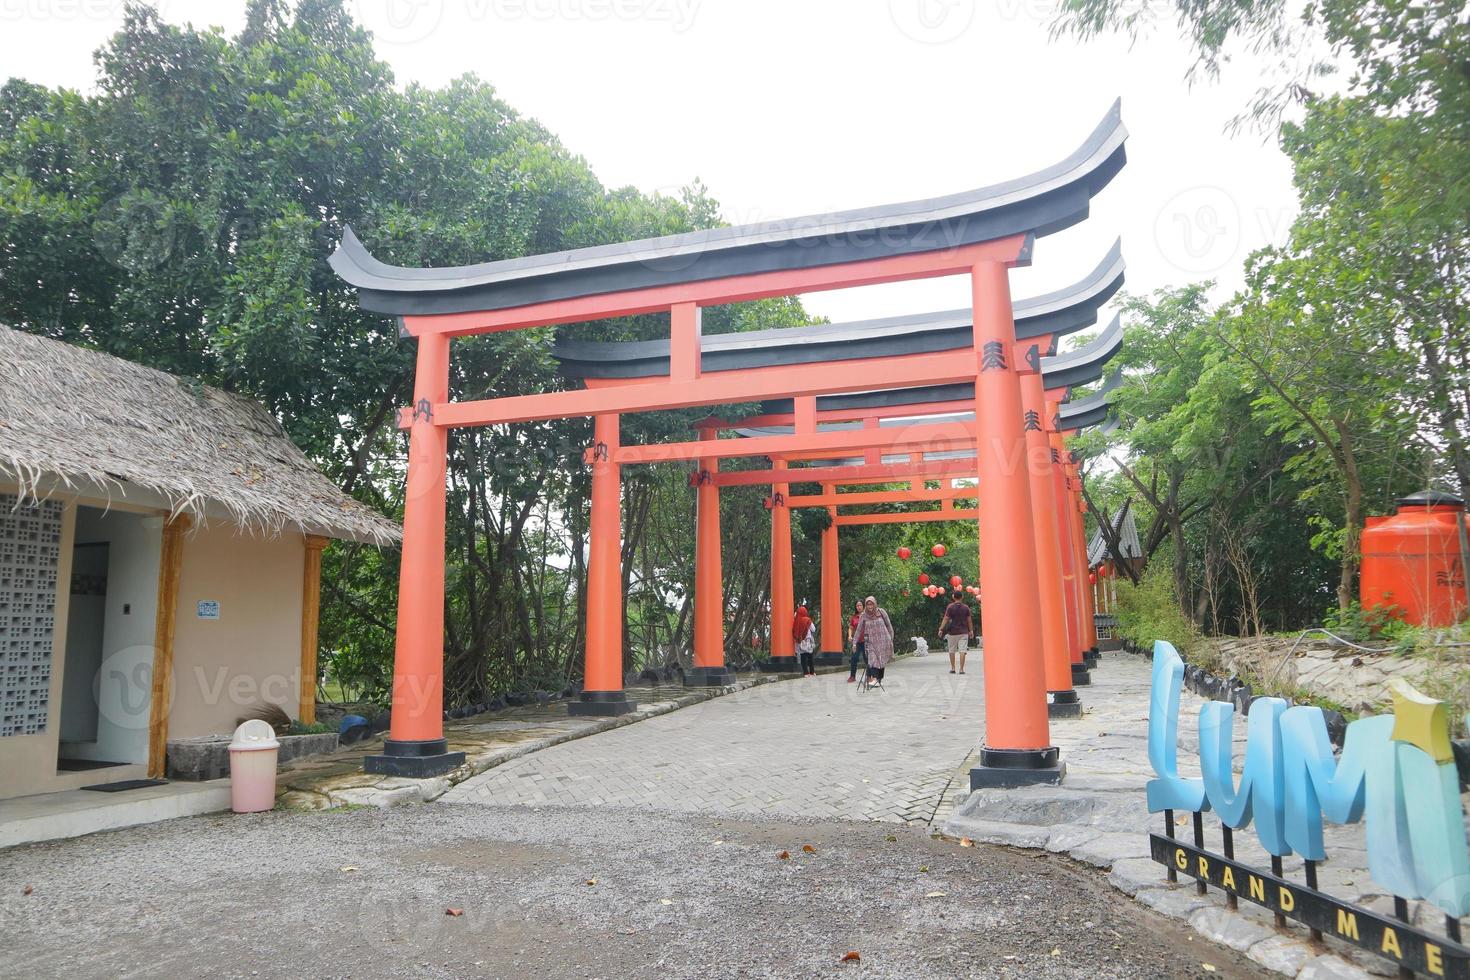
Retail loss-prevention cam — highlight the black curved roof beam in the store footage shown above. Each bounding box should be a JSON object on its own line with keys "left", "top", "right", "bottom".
{"left": 757, "top": 313, "right": 1122, "bottom": 417}
{"left": 553, "top": 241, "right": 1123, "bottom": 380}
{"left": 734, "top": 320, "right": 1121, "bottom": 449}
{"left": 1057, "top": 369, "right": 1122, "bottom": 430}
{"left": 331, "top": 101, "right": 1127, "bottom": 317}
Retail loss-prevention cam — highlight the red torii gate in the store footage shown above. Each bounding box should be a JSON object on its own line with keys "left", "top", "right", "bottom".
{"left": 329, "top": 101, "right": 1128, "bottom": 788}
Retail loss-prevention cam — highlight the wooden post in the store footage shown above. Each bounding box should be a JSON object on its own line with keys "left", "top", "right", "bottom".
{"left": 299, "top": 535, "right": 329, "bottom": 724}
{"left": 147, "top": 513, "right": 190, "bottom": 779}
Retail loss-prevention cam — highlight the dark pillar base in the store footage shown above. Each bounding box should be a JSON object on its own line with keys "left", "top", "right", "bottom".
{"left": 969, "top": 747, "right": 1065, "bottom": 789}
{"left": 1084, "top": 655, "right": 1099, "bottom": 670}
{"left": 363, "top": 737, "right": 466, "bottom": 778}
{"left": 813, "top": 650, "right": 845, "bottom": 666}
{"left": 1071, "top": 663, "right": 1092, "bottom": 686}
{"left": 759, "top": 656, "right": 801, "bottom": 673}
{"left": 684, "top": 666, "right": 738, "bottom": 687}
{"left": 1048, "top": 690, "right": 1082, "bottom": 719}
{"left": 567, "top": 691, "right": 638, "bottom": 717}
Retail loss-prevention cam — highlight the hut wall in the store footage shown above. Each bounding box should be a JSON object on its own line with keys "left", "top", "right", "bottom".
{"left": 169, "top": 527, "right": 305, "bottom": 738}
{"left": 0, "top": 494, "right": 75, "bottom": 798}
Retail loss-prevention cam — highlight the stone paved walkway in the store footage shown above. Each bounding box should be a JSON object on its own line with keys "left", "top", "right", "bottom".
{"left": 444, "top": 647, "right": 984, "bottom": 824}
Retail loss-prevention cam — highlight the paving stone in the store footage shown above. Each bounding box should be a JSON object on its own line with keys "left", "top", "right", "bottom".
{"left": 943, "top": 817, "right": 1053, "bottom": 849}
{"left": 1190, "top": 905, "right": 1277, "bottom": 952}
{"left": 1133, "top": 884, "right": 1212, "bottom": 920}
{"left": 1067, "top": 830, "right": 1153, "bottom": 869}
{"left": 1298, "top": 954, "right": 1375, "bottom": 980}
{"left": 1045, "top": 824, "right": 1102, "bottom": 854}
{"left": 1248, "top": 934, "right": 1313, "bottom": 976}
{"left": 446, "top": 652, "right": 983, "bottom": 825}
{"left": 1109, "top": 856, "right": 1169, "bottom": 896}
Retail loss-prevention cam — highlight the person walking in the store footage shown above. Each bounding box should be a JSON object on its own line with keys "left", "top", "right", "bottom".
{"left": 846, "top": 599, "right": 865, "bottom": 684}
{"left": 939, "top": 593, "right": 974, "bottom": 674}
{"left": 852, "top": 595, "right": 894, "bottom": 688}
{"left": 793, "top": 604, "right": 817, "bottom": 676}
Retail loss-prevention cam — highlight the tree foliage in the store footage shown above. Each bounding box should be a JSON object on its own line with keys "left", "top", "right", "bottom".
{"left": 0, "top": 1, "right": 823, "bottom": 706}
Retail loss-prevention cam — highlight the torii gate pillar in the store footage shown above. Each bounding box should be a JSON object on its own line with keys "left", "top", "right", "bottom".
{"left": 969, "top": 260, "right": 1062, "bottom": 788}
{"left": 816, "top": 487, "right": 844, "bottom": 665}
{"left": 763, "top": 460, "right": 800, "bottom": 672}
{"left": 365, "top": 332, "right": 465, "bottom": 776}
{"left": 1019, "top": 366, "right": 1081, "bottom": 719}
{"left": 569, "top": 413, "right": 638, "bottom": 715}
{"left": 687, "top": 438, "right": 736, "bottom": 686}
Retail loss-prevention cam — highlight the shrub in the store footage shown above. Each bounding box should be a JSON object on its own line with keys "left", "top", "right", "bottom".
{"left": 1321, "top": 600, "right": 1415, "bottom": 648}
{"left": 1114, "top": 564, "right": 1202, "bottom": 657}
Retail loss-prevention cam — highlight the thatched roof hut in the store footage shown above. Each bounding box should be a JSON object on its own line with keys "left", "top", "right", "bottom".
{"left": 0, "top": 325, "right": 398, "bottom": 545}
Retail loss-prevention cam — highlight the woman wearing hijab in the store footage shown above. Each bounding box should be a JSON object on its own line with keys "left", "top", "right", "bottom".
{"left": 792, "top": 604, "right": 817, "bottom": 676}
{"left": 851, "top": 595, "right": 894, "bottom": 688}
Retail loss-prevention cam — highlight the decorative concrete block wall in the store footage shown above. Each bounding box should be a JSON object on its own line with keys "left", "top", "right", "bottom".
{"left": 0, "top": 495, "right": 62, "bottom": 737}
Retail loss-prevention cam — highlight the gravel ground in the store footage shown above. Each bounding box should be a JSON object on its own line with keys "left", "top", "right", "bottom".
{"left": 0, "top": 805, "right": 1270, "bottom": 980}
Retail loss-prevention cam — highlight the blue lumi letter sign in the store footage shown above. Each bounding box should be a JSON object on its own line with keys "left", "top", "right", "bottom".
{"left": 1147, "top": 640, "right": 1470, "bottom": 976}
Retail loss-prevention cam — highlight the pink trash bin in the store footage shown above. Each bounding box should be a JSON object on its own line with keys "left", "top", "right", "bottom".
{"left": 229, "top": 720, "right": 280, "bottom": 813}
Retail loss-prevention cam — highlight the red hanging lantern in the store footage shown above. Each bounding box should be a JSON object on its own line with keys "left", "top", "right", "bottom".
{"left": 932, "top": 544, "right": 947, "bottom": 558}
{"left": 950, "top": 575, "right": 963, "bottom": 589}
{"left": 917, "top": 573, "right": 930, "bottom": 585}
{"left": 1089, "top": 573, "right": 1097, "bottom": 585}
{"left": 897, "top": 546, "right": 911, "bottom": 560}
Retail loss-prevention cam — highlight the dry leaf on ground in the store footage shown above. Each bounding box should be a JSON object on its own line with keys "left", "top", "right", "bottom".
{"left": 840, "top": 951, "right": 861, "bottom": 963}
{"left": 445, "top": 908, "right": 464, "bottom": 917}
{"left": 777, "top": 851, "right": 790, "bottom": 860}
{"left": 802, "top": 844, "right": 815, "bottom": 853}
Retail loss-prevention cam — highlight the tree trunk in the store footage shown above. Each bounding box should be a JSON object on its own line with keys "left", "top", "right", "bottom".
{"left": 1334, "top": 417, "right": 1364, "bottom": 611}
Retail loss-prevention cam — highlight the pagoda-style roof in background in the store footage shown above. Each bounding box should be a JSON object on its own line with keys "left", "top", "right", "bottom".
{"left": 1088, "top": 502, "right": 1143, "bottom": 567}
{"left": 552, "top": 242, "right": 1123, "bottom": 380}
{"left": 330, "top": 101, "right": 1127, "bottom": 316}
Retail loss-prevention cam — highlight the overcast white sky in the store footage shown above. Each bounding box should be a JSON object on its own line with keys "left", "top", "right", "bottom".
{"left": 1, "top": 0, "right": 1304, "bottom": 328}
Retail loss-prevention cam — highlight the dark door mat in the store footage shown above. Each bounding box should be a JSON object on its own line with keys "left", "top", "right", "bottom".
{"left": 80, "top": 779, "right": 168, "bottom": 793}
{"left": 57, "top": 758, "right": 126, "bottom": 772}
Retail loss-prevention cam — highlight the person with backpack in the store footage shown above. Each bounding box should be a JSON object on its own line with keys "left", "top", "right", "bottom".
{"left": 938, "top": 593, "right": 975, "bottom": 674}
{"left": 851, "top": 595, "right": 894, "bottom": 688}
{"left": 793, "top": 604, "right": 817, "bottom": 676}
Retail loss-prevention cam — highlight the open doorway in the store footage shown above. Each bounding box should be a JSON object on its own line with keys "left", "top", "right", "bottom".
{"left": 56, "top": 505, "right": 161, "bottom": 771}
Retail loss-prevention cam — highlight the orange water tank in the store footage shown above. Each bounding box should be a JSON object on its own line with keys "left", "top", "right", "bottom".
{"left": 1360, "top": 490, "right": 1470, "bottom": 626}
